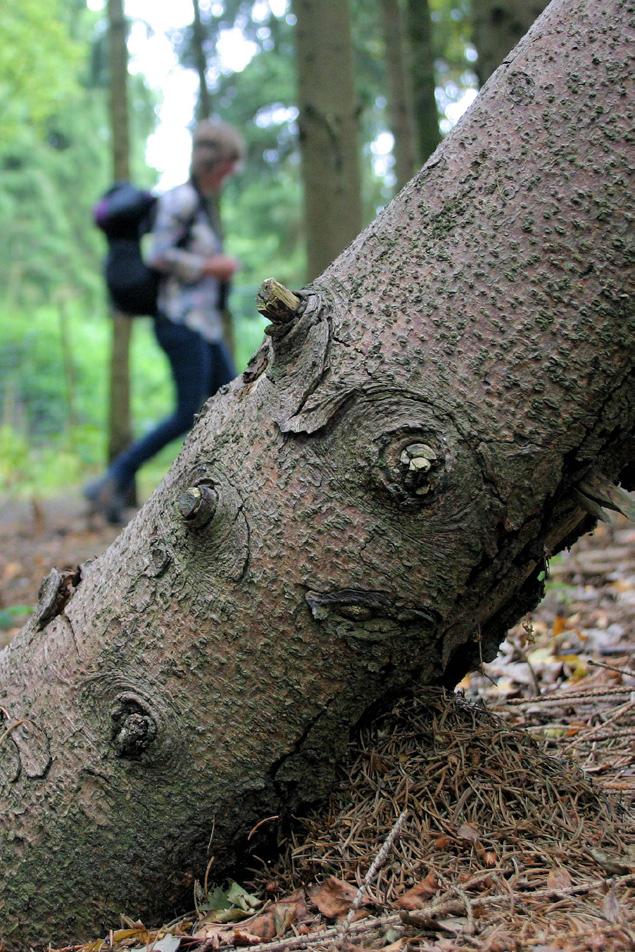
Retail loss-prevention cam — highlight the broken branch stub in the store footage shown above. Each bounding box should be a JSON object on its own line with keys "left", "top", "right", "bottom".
{"left": 256, "top": 278, "right": 303, "bottom": 325}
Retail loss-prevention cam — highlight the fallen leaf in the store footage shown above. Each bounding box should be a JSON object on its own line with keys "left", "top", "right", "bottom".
{"left": 556, "top": 653, "right": 588, "bottom": 681}
{"left": 193, "top": 923, "right": 234, "bottom": 943}
{"left": 436, "top": 915, "right": 469, "bottom": 934}
{"left": 456, "top": 822, "right": 479, "bottom": 843}
{"left": 552, "top": 615, "right": 567, "bottom": 636}
{"left": 197, "top": 880, "right": 262, "bottom": 922}
{"left": 310, "top": 877, "right": 359, "bottom": 918}
{"left": 137, "top": 935, "right": 181, "bottom": 952}
{"left": 602, "top": 882, "right": 622, "bottom": 924}
{"left": 434, "top": 836, "right": 451, "bottom": 849}
{"left": 546, "top": 866, "right": 572, "bottom": 891}
{"left": 395, "top": 871, "right": 439, "bottom": 910}
{"left": 232, "top": 930, "right": 263, "bottom": 947}
{"left": 111, "top": 928, "right": 152, "bottom": 943}
{"left": 240, "top": 889, "right": 309, "bottom": 941}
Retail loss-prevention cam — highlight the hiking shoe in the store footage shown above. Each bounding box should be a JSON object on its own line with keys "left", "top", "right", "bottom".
{"left": 83, "top": 475, "right": 126, "bottom": 525}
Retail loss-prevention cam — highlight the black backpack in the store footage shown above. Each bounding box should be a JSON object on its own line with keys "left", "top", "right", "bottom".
{"left": 93, "top": 183, "right": 161, "bottom": 317}
{"left": 93, "top": 181, "right": 228, "bottom": 317}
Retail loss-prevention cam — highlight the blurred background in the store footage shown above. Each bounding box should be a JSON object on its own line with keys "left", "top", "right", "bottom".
{"left": 0, "top": 0, "right": 544, "bottom": 503}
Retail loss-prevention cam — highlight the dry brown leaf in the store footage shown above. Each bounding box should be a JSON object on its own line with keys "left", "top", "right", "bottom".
{"left": 433, "top": 836, "right": 451, "bottom": 849}
{"left": 456, "top": 822, "right": 479, "bottom": 843}
{"left": 395, "top": 871, "right": 439, "bottom": 910}
{"left": 111, "top": 927, "right": 153, "bottom": 944}
{"left": 552, "top": 615, "right": 567, "bottom": 636}
{"left": 602, "top": 882, "right": 622, "bottom": 924}
{"left": 310, "top": 877, "right": 359, "bottom": 918}
{"left": 232, "top": 930, "right": 263, "bottom": 947}
{"left": 244, "top": 889, "right": 309, "bottom": 940}
{"left": 546, "top": 866, "right": 573, "bottom": 891}
{"left": 193, "top": 923, "right": 234, "bottom": 943}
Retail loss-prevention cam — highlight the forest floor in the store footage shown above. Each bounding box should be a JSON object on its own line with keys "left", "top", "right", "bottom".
{"left": 0, "top": 497, "right": 633, "bottom": 951}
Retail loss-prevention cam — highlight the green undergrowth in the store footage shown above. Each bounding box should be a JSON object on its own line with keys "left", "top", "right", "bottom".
{"left": 0, "top": 298, "right": 266, "bottom": 500}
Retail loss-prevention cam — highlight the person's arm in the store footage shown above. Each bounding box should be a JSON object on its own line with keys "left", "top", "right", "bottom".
{"left": 147, "top": 187, "right": 238, "bottom": 282}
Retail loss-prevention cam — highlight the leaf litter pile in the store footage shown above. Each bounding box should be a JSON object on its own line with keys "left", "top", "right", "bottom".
{"left": 1, "top": 506, "right": 633, "bottom": 951}
{"left": 44, "top": 685, "right": 634, "bottom": 952}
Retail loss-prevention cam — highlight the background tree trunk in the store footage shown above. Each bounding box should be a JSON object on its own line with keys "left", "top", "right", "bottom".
{"left": 380, "top": 0, "right": 417, "bottom": 190}
{"left": 106, "top": 0, "right": 135, "bottom": 491}
{"left": 404, "top": 0, "right": 441, "bottom": 164}
{"left": 293, "top": 0, "right": 363, "bottom": 280}
{"left": 472, "top": 0, "right": 549, "bottom": 86}
{"left": 191, "top": 0, "right": 213, "bottom": 122}
{"left": 0, "top": 0, "right": 632, "bottom": 945}
{"left": 189, "top": 0, "right": 236, "bottom": 359}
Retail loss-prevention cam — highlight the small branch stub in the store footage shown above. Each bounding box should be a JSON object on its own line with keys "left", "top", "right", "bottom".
{"left": 400, "top": 443, "right": 438, "bottom": 496}
{"left": 110, "top": 694, "right": 158, "bottom": 759}
{"left": 177, "top": 485, "right": 218, "bottom": 529}
{"left": 256, "top": 278, "right": 302, "bottom": 324}
{"left": 113, "top": 712, "right": 157, "bottom": 757}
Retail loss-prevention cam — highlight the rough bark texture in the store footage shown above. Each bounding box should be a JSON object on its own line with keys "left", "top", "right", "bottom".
{"left": 106, "top": 0, "right": 134, "bottom": 466}
{"left": 0, "top": 0, "right": 633, "bottom": 946}
{"left": 472, "top": 0, "right": 549, "bottom": 86}
{"left": 380, "top": 0, "right": 417, "bottom": 189}
{"left": 293, "top": 0, "right": 363, "bottom": 280}
{"left": 405, "top": 0, "right": 441, "bottom": 164}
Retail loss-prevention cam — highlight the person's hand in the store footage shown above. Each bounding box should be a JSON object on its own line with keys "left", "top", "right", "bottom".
{"left": 203, "top": 254, "right": 240, "bottom": 281}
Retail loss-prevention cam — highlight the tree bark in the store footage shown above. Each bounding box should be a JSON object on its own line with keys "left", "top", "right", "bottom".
{"left": 106, "top": 0, "right": 134, "bottom": 473}
{"left": 0, "top": 0, "right": 633, "bottom": 945}
{"left": 404, "top": 0, "right": 441, "bottom": 164}
{"left": 379, "top": 0, "right": 417, "bottom": 190}
{"left": 472, "top": 0, "right": 549, "bottom": 87}
{"left": 191, "top": 0, "right": 213, "bottom": 122}
{"left": 293, "top": 0, "right": 363, "bottom": 280}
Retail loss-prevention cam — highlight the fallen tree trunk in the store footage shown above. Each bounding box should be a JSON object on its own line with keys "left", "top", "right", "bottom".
{"left": 0, "top": 0, "right": 633, "bottom": 945}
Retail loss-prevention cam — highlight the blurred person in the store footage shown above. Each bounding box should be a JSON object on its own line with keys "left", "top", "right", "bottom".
{"left": 85, "top": 119, "right": 244, "bottom": 523}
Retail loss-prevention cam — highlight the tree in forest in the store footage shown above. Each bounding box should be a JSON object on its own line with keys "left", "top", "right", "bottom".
{"left": 191, "top": 0, "right": 214, "bottom": 122}
{"left": 472, "top": 0, "right": 549, "bottom": 86}
{"left": 0, "top": 0, "right": 632, "bottom": 945}
{"left": 105, "top": 0, "right": 135, "bottom": 483}
{"left": 379, "top": 0, "right": 417, "bottom": 189}
{"left": 293, "top": 0, "right": 363, "bottom": 279}
{"left": 0, "top": 0, "right": 81, "bottom": 143}
{"left": 405, "top": 0, "right": 441, "bottom": 164}
{"left": 186, "top": 0, "right": 237, "bottom": 356}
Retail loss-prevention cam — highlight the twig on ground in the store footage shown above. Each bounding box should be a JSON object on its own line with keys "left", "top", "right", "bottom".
{"left": 588, "top": 658, "right": 635, "bottom": 677}
{"left": 568, "top": 727, "right": 635, "bottom": 744}
{"left": 566, "top": 700, "right": 634, "bottom": 747}
{"left": 337, "top": 810, "right": 407, "bottom": 947}
{"left": 509, "top": 686, "right": 633, "bottom": 705}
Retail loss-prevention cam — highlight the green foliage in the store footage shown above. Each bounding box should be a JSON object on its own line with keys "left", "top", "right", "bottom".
{"left": 0, "top": 299, "right": 265, "bottom": 498}
{"left": 0, "top": 0, "right": 82, "bottom": 142}
{"left": 0, "top": 604, "right": 32, "bottom": 631}
{"left": 0, "top": 1, "right": 156, "bottom": 312}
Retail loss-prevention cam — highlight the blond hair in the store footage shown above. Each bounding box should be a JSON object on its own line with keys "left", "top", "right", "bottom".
{"left": 191, "top": 119, "right": 245, "bottom": 176}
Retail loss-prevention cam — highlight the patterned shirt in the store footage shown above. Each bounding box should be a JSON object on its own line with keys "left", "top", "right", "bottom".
{"left": 146, "top": 181, "right": 223, "bottom": 342}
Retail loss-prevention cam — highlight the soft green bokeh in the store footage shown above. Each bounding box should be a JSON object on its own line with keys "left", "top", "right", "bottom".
{"left": 0, "top": 301, "right": 266, "bottom": 500}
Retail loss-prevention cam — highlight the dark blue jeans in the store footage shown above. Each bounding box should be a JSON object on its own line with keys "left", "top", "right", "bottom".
{"left": 109, "top": 317, "right": 235, "bottom": 488}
